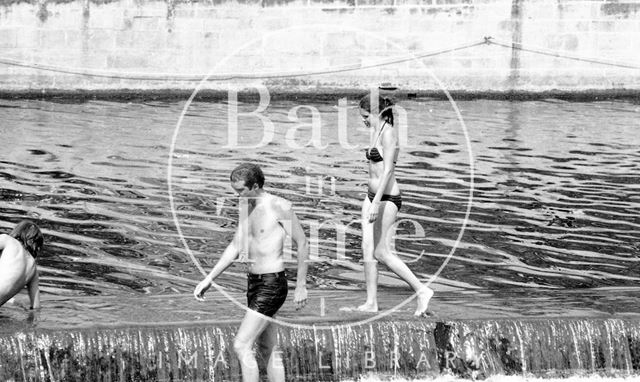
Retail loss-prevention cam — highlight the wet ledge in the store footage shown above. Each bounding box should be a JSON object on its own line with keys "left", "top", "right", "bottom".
{"left": 1, "top": 317, "right": 640, "bottom": 380}
{"left": 1, "top": 88, "right": 640, "bottom": 103}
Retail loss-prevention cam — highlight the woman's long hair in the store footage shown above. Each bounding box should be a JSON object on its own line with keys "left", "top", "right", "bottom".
{"left": 10, "top": 220, "right": 43, "bottom": 258}
{"left": 359, "top": 93, "right": 394, "bottom": 126}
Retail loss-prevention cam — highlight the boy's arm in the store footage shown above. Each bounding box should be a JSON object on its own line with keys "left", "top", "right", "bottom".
{"left": 193, "top": 231, "right": 242, "bottom": 301}
{"left": 27, "top": 268, "right": 40, "bottom": 309}
{"left": 279, "top": 201, "right": 308, "bottom": 309}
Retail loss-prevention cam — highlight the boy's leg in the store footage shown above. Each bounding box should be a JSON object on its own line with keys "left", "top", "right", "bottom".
{"left": 257, "top": 322, "right": 285, "bottom": 382}
{"left": 234, "top": 309, "right": 270, "bottom": 382}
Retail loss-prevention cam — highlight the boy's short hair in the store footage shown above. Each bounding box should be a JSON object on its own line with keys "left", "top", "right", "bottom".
{"left": 10, "top": 220, "right": 43, "bottom": 258}
{"left": 230, "top": 163, "right": 265, "bottom": 189}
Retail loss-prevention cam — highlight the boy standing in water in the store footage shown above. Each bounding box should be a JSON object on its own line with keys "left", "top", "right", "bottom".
{"left": 0, "top": 220, "right": 43, "bottom": 309}
{"left": 194, "top": 163, "right": 308, "bottom": 382}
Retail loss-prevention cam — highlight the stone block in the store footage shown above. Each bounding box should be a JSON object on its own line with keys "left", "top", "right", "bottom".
{"left": 309, "top": 0, "right": 351, "bottom": 7}
{"left": 39, "top": 7, "right": 83, "bottom": 30}
{"left": 545, "top": 33, "right": 579, "bottom": 51}
{"left": 107, "top": 52, "right": 152, "bottom": 69}
{"left": 172, "top": 16, "right": 204, "bottom": 33}
{"left": 38, "top": 29, "right": 67, "bottom": 49}
{"left": 357, "top": 0, "right": 394, "bottom": 6}
{"left": 573, "top": 20, "right": 590, "bottom": 32}
{"left": 174, "top": 8, "right": 196, "bottom": 19}
{"left": 261, "top": 0, "right": 298, "bottom": 7}
{"left": 115, "top": 30, "right": 135, "bottom": 48}
{"left": 216, "top": 31, "right": 261, "bottom": 55}
{"left": 600, "top": 1, "right": 640, "bottom": 18}
{"left": 328, "top": 55, "right": 362, "bottom": 68}
{"left": 263, "top": 31, "right": 323, "bottom": 55}
{"left": 13, "top": 27, "right": 38, "bottom": 49}
{"left": 202, "top": 17, "right": 240, "bottom": 32}
{"left": 200, "top": 31, "right": 221, "bottom": 51}
{"left": 140, "top": 30, "right": 171, "bottom": 51}
{"left": 76, "top": 51, "right": 109, "bottom": 70}
{"left": 602, "top": 18, "right": 621, "bottom": 32}
{"left": 260, "top": 16, "right": 293, "bottom": 31}
{"left": 156, "top": 52, "right": 179, "bottom": 72}
{"left": 64, "top": 30, "right": 84, "bottom": 51}
{"left": 135, "top": 49, "right": 168, "bottom": 70}
{"left": 323, "top": 31, "right": 368, "bottom": 56}
{"left": 86, "top": 29, "right": 116, "bottom": 50}
{"left": 132, "top": 15, "right": 162, "bottom": 31}
{"left": 0, "top": 28, "right": 17, "bottom": 48}
{"left": 385, "top": 35, "right": 412, "bottom": 52}
{"left": 189, "top": 5, "right": 222, "bottom": 19}
{"left": 3, "top": 48, "right": 34, "bottom": 65}
{"left": 118, "top": 30, "right": 159, "bottom": 50}
{"left": 87, "top": 8, "right": 121, "bottom": 29}
{"left": 613, "top": 18, "right": 640, "bottom": 33}
{"left": 174, "top": 49, "right": 197, "bottom": 69}
{"left": 175, "top": 27, "right": 205, "bottom": 49}
{"left": 596, "top": 34, "right": 631, "bottom": 53}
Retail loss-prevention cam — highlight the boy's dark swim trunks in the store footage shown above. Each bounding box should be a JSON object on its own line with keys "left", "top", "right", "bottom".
{"left": 246, "top": 271, "right": 288, "bottom": 317}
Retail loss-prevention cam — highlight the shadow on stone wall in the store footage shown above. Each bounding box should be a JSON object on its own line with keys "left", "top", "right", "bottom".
{"left": 601, "top": 0, "right": 640, "bottom": 17}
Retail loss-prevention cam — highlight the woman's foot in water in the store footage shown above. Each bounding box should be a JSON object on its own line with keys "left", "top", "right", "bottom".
{"left": 414, "top": 286, "right": 434, "bottom": 316}
{"left": 356, "top": 301, "right": 378, "bottom": 312}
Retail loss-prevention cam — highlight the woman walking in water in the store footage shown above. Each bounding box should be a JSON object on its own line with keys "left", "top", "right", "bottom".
{"left": 357, "top": 92, "right": 433, "bottom": 316}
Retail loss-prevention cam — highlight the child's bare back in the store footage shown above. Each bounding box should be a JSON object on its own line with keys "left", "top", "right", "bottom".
{"left": 0, "top": 221, "right": 43, "bottom": 309}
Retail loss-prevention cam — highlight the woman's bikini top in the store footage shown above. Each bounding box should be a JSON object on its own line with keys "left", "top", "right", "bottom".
{"left": 365, "top": 147, "right": 384, "bottom": 162}
{"left": 365, "top": 121, "right": 388, "bottom": 163}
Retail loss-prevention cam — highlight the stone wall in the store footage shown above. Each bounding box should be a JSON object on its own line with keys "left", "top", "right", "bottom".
{"left": 0, "top": 0, "right": 639, "bottom": 93}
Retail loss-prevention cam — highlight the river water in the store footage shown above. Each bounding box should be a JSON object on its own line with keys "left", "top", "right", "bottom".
{"left": 1, "top": 98, "right": 640, "bottom": 381}
{"left": 1, "top": 97, "right": 639, "bottom": 324}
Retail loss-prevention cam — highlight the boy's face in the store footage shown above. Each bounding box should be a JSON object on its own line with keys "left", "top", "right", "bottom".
{"left": 231, "top": 180, "right": 258, "bottom": 198}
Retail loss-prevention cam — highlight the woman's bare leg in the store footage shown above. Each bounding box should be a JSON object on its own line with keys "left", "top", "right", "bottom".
{"left": 357, "top": 195, "right": 378, "bottom": 312}
{"left": 373, "top": 201, "right": 433, "bottom": 316}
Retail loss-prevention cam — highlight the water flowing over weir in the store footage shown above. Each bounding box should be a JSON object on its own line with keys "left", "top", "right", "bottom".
{"left": 1, "top": 98, "right": 640, "bottom": 381}
{"left": 1, "top": 318, "right": 640, "bottom": 381}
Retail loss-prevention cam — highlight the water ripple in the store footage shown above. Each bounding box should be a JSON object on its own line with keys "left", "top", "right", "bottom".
{"left": 0, "top": 99, "right": 639, "bottom": 321}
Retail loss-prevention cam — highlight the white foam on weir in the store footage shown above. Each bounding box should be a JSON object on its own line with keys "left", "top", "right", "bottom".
{"left": 2, "top": 319, "right": 640, "bottom": 380}
{"left": 514, "top": 322, "right": 526, "bottom": 374}
{"left": 354, "top": 376, "right": 640, "bottom": 382}
{"left": 569, "top": 321, "right": 582, "bottom": 370}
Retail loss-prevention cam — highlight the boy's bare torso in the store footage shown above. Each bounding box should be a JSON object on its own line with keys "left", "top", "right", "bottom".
{"left": 242, "top": 193, "right": 288, "bottom": 274}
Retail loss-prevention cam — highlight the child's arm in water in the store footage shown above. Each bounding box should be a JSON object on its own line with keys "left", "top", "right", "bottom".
{"left": 27, "top": 269, "right": 40, "bottom": 309}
